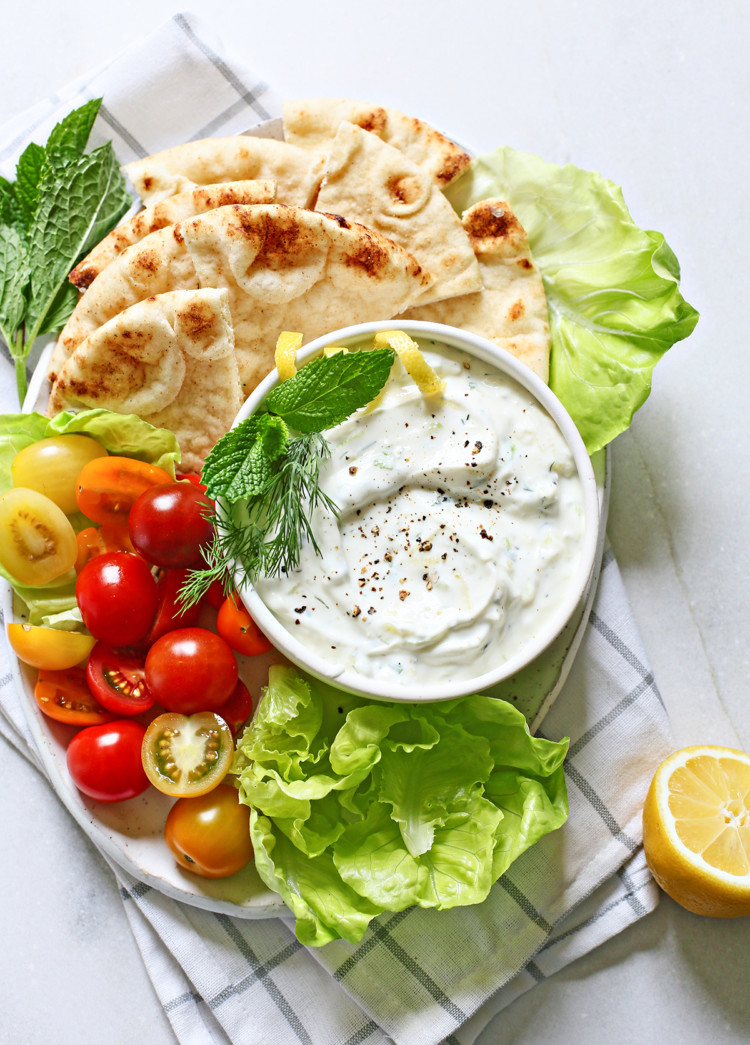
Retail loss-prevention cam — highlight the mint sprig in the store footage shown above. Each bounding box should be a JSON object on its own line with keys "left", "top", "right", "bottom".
{"left": 0, "top": 98, "right": 132, "bottom": 404}
{"left": 182, "top": 347, "right": 395, "bottom": 605}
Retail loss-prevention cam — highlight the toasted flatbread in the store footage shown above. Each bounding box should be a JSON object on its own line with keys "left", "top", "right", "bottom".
{"left": 50, "top": 204, "right": 432, "bottom": 397}
{"left": 282, "top": 98, "right": 471, "bottom": 188}
{"left": 401, "top": 198, "right": 551, "bottom": 382}
{"left": 314, "top": 122, "right": 481, "bottom": 306}
{"left": 47, "top": 289, "right": 242, "bottom": 472}
{"left": 69, "top": 180, "right": 277, "bottom": 290}
{"left": 124, "top": 136, "right": 325, "bottom": 208}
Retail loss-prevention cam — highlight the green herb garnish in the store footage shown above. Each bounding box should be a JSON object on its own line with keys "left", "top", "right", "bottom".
{"left": 0, "top": 98, "right": 132, "bottom": 405}
{"left": 181, "top": 346, "right": 395, "bottom": 605}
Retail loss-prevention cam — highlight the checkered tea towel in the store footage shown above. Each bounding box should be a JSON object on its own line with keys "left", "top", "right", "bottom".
{"left": 0, "top": 13, "right": 672, "bottom": 1044}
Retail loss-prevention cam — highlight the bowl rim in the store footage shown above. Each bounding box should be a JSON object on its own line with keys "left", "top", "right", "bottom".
{"left": 232, "top": 319, "right": 601, "bottom": 702}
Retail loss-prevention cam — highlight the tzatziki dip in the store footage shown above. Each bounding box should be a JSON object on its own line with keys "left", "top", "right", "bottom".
{"left": 253, "top": 336, "right": 587, "bottom": 687}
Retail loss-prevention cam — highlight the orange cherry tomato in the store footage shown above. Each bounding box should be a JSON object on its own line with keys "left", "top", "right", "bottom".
{"left": 216, "top": 598, "right": 273, "bottom": 657}
{"left": 75, "top": 457, "right": 173, "bottom": 526}
{"left": 141, "top": 712, "right": 233, "bottom": 797}
{"left": 34, "top": 666, "right": 115, "bottom": 726}
{"left": 74, "top": 524, "right": 135, "bottom": 573}
{"left": 164, "top": 783, "right": 253, "bottom": 878}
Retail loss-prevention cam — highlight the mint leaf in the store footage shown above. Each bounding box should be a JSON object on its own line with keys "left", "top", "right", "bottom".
{"left": 0, "top": 177, "right": 24, "bottom": 228}
{"left": 0, "top": 224, "right": 29, "bottom": 343}
{"left": 37, "top": 281, "right": 79, "bottom": 336}
{"left": 25, "top": 143, "right": 131, "bottom": 340}
{"left": 45, "top": 98, "right": 102, "bottom": 170}
{"left": 14, "top": 142, "right": 48, "bottom": 227}
{"left": 202, "top": 414, "right": 289, "bottom": 500}
{"left": 265, "top": 348, "right": 395, "bottom": 432}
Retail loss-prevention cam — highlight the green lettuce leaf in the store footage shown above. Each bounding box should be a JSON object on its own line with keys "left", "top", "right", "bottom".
{"left": 446, "top": 147, "right": 699, "bottom": 453}
{"left": 234, "top": 667, "right": 569, "bottom": 945}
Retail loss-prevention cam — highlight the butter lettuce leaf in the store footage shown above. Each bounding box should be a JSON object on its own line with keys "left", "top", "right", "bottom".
{"left": 234, "top": 667, "right": 569, "bottom": 945}
{"left": 446, "top": 147, "right": 699, "bottom": 453}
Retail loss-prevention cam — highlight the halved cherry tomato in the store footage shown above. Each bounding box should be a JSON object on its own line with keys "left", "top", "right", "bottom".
{"left": 142, "top": 711, "right": 233, "bottom": 797}
{"left": 164, "top": 783, "right": 253, "bottom": 878}
{"left": 76, "top": 456, "right": 173, "bottom": 526}
{"left": 216, "top": 597, "right": 273, "bottom": 657}
{"left": 8, "top": 623, "right": 95, "bottom": 670}
{"left": 128, "top": 482, "right": 214, "bottom": 569}
{"left": 144, "top": 627, "right": 238, "bottom": 714}
{"left": 74, "top": 524, "right": 134, "bottom": 573}
{"left": 11, "top": 435, "right": 107, "bottom": 514}
{"left": 34, "top": 667, "right": 115, "bottom": 726}
{"left": 0, "top": 487, "right": 78, "bottom": 585}
{"left": 86, "top": 642, "right": 154, "bottom": 716}
{"left": 76, "top": 551, "right": 159, "bottom": 646}
{"left": 220, "top": 679, "right": 255, "bottom": 737}
{"left": 145, "top": 569, "right": 202, "bottom": 645}
{"left": 67, "top": 719, "right": 150, "bottom": 802}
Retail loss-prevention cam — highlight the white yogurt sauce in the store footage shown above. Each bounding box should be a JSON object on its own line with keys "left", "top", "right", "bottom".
{"left": 254, "top": 338, "right": 587, "bottom": 686}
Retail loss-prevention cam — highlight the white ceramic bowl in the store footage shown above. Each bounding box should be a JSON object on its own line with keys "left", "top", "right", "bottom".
{"left": 233, "top": 320, "right": 600, "bottom": 702}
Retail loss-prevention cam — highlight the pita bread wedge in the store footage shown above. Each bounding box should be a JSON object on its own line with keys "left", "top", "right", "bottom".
{"left": 47, "top": 289, "right": 242, "bottom": 473}
{"left": 50, "top": 204, "right": 432, "bottom": 398}
{"left": 283, "top": 98, "right": 472, "bottom": 188}
{"left": 401, "top": 198, "right": 551, "bottom": 382}
{"left": 180, "top": 203, "right": 432, "bottom": 395}
{"left": 315, "top": 121, "right": 481, "bottom": 305}
{"left": 124, "top": 136, "right": 325, "bottom": 208}
{"left": 49, "top": 222, "right": 198, "bottom": 385}
{"left": 69, "top": 180, "right": 276, "bottom": 290}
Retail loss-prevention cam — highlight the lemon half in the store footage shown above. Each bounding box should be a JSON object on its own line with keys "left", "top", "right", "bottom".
{"left": 642, "top": 744, "right": 750, "bottom": 917}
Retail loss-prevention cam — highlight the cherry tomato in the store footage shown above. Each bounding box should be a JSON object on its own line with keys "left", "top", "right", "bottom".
{"left": 220, "top": 679, "right": 255, "bottom": 737}
{"left": 74, "top": 524, "right": 134, "bottom": 573}
{"left": 216, "top": 597, "right": 273, "bottom": 657}
{"left": 0, "top": 487, "right": 78, "bottom": 585}
{"left": 164, "top": 784, "right": 253, "bottom": 878}
{"left": 142, "top": 712, "right": 233, "bottom": 797}
{"left": 34, "top": 667, "right": 115, "bottom": 726}
{"left": 11, "top": 435, "right": 107, "bottom": 514}
{"left": 144, "top": 568, "right": 202, "bottom": 645}
{"left": 67, "top": 719, "right": 150, "bottom": 802}
{"left": 7, "top": 623, "right": 95, "bottom": 670}
{"left": 86, "top": 642, "right": 154, "bottom": 716}
{"left": 128, "top": 483, "right": 214, "bottom": 569}
{"left": 76, "top": 456, "right": 173, "bottom": 526}
{"left": 144, "top": 628, "right": 237, "bottom": 714}
{"left": 76, "top": 551, "right": 159, "bottom": 646}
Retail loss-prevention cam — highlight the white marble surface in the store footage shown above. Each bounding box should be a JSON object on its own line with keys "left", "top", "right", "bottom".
{"left": 1, "top": 2, "right": 749, "bottom": 1043}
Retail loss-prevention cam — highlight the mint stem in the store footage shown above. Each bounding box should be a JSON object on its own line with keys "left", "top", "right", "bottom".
{"left": 13, "top": 334, "right": 28, "bottom": 406}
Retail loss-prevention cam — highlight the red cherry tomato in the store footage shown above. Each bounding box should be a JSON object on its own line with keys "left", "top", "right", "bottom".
{"left": 164, "top": 783, "right": 253, "bottom": 878}
{"left": 216, "top": 597, "right": 273, "bottom": 657}
{"left": 142, "top": 712, "right": 233, "bottom": 797}
{"left": 76, "top": 457, "right": 173, "bottom": 526}
{"left": 128, "top": 483, "right": 214, "bottom": 569}
{"left": 76, "top": 552, "right": 159, "bottom": 646}
{"left": 144, "top": 627, "right": 238, "bottom": 714}
{"left": 177, "top": 474, "right": 207, "bottom": 492}
{"left": 34, "top": 667, "right": 115, "bottom": 726}
{"left": 220, "top": 679, "right": 255, "bottom": 737}
{"left": 86, "top": 642, "right": 154, "bottom": 716}
{"left": 145, "top": 568, "right": 202, "bottom": 645}
{"left": 74, "top": 524, "right": 135, "bottom": 573}
{"left": 67, "top": 719, "right": 150, "bottom": 802}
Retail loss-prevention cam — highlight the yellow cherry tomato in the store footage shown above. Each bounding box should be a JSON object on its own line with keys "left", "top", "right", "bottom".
{"left": 0, "top": 487, "right": 78, "bottom": 585}
{"left": 6, "top": 623, "right": 96, "bottom": 670}
{"left": 11, "top": 435, "right": 108, "bottom": 514}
